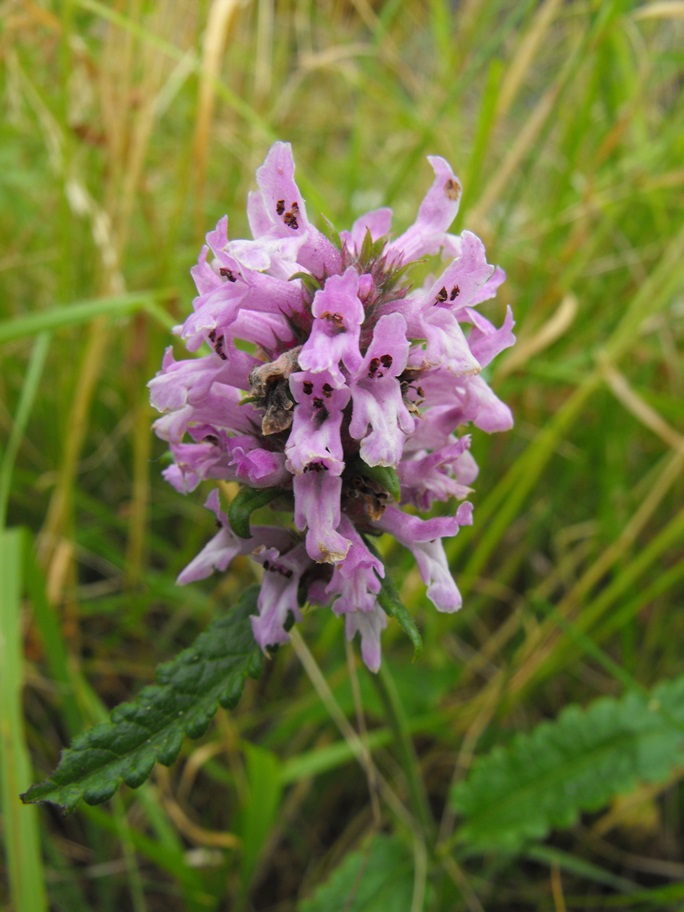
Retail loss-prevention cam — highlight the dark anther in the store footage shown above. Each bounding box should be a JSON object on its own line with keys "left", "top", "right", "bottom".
{"left": 368, "top": 357, "right": 381, "bottom": 378}
{"left": 436, "top": 286, "right": 448, "bottom": 304}
{"left": 208, "top": 326, "right": 225, "bottom": 357}
{"left": 450, "top": 285, "right": 460, "bottom": 300}
{"left": 302, "top": 380, "right": 314, "bottom": 395}
{"left": 276, "top": 199, "right": 285, "bottom": 215}
{"left": 283, "top": 204, "right": 299, "bottom": 230}
{"left": 312, "top": 397, "right": 324, "bottom": 409}
{"left": 444, "top": 177, "right": 461, "bottom": 201}
{"left": 322, "top": 383, "right": 333, "bottom": 398}
{"left": 267, "top": 562, "right": 294, "bottom": 579}
{"left": 219, "top": 267, "right": 237, "bottom": 282}
{"left": 320, "top": 311, "right": 344, "bottom": 331}
{"left": 380, "top": 354, "right": 393, "bottom": 369}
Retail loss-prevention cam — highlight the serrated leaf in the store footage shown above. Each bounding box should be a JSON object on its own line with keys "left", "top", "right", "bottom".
{"left": 21, "top": 586, "right": 264, "bottom": 814}
{"left": 364, "top": 537, "right": 423, "bottom": 659}
{"left": 228, "top": 486, "right": 284, "bottom": 539}
{"left": 298, "top": 833, "right": 419, "bottom": 912}
{"left": 451, "top": 676, "right": 684, "bottom": 854}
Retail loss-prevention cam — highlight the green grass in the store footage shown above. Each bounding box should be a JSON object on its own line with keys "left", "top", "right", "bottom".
{"left": 2, "top": 1, "right": 684, "bottom": 909}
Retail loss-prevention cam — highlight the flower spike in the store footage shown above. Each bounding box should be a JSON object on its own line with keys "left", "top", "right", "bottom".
{"left": 150, "top": 144, "right": 515, "bottom": 670}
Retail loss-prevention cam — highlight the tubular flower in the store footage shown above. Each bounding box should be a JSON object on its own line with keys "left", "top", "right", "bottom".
{"left": 149, "top": 143, "right": 515, "bottom": 672}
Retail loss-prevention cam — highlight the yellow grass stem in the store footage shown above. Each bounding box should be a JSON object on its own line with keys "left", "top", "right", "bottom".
{"left": 193, "top": 0, "right": 242, "bottom": 237}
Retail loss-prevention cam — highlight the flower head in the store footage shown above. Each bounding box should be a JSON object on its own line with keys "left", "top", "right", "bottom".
{"left": 149, "top": 143, "right": 515, "bottom": 671}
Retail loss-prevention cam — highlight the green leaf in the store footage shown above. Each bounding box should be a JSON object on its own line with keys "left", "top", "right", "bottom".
{"left": 238, "top": 744, "right": 283, "bottom": 892}
{"left": 358, "top": 228, "right": 390, "bottom": 267}
{"left": 359, "top": 227, "right": 376, "bottom": 264}
{"left": 364, "top": 537, "right": 423, "bottom": 659}
{"left": 298, "top": 833, "right": 418, "bottom": 912}
{"left": 289, "top": 271, "right": 323, "bottom": 296}
{"left": 228, "top": 486, "right": 284, "bottom": 539}
{"left": 319, "top": 215, "right": 342, "bottom": 250}
{"left": 451, "top": 676, "right": 684, "bottom": 854}
{"left": 21, "top": 586, "right": 264, "bottom": 814}
{"left": 357, "top": 461, "right": 401, "bottom": 504}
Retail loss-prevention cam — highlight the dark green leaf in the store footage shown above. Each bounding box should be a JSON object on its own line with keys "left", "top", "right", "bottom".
{"left": 228, "top": 486, "right": 284, "bottom": 539}
{"left": 451, "top": 675, "right": 684, "bottom": 853}
{"left": 299, "top": 833, "right": 420, "bottom": 912}
{"left": 21, "top": 586, "right": 264, "bottom": 814}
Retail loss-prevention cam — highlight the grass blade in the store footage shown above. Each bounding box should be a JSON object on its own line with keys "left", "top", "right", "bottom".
{"left": 0, "top": 289, "right": 175, "bottom": 344}
{"left": 0, "top": 528, "right": 48, "bottom": 912}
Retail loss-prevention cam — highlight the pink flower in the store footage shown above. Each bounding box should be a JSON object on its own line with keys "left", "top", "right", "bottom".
{"left": 149, "top": 142, "right": 515, "bottom": 670}
{"left": 348, "top": 313, "right": 414, "bottom": 468}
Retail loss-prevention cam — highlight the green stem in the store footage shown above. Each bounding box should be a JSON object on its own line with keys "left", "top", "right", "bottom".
{"left": 0, "top": 333, "right": 50, "bottom": 529}
{"left": 372, "top": 662, "right": 435, "bottom": 838}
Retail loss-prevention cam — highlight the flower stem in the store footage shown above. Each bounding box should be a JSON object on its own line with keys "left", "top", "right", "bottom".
{"left": 371, "top": 662, "right": 435, "bottom": 838}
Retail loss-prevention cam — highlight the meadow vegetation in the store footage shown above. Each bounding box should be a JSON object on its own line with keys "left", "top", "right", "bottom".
{"left": 1, "top": 1, "right": 684, "bottom": 909}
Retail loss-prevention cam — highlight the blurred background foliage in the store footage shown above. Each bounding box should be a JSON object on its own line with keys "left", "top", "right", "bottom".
{"left": 1, "top": 0, "right": 684, "bottom": 909}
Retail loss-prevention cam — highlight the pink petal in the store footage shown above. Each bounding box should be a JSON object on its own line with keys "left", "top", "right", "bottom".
{"left": 388, "top": 156, "right": 463, "bottom": 262}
